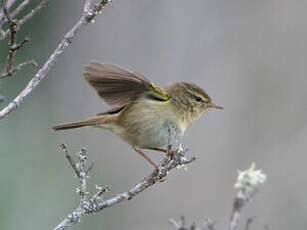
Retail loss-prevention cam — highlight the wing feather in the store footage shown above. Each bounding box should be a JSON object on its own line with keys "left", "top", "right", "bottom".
{"left": 83, "top": 61, "right": 169, "bottom": 107}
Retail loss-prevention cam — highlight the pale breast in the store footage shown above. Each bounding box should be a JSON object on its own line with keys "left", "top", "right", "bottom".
{"left": 116, "top": 99, "right": 184, "bottom": 149}
{"left": 136, "top": 120, "right": 173, "bottom": 148}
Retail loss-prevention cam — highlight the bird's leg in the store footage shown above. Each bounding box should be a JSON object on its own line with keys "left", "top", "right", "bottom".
{"left": 147, "top": 147, "right": 167, "bottom": 153}
{"left": 146, "top": 147, "right": 176, "bottom": 157}
{"left": 133, "top": 147, "right": 158, "bottom": 169}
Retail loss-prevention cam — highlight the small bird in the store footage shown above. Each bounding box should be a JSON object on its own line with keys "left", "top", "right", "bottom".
{"left": 52, "top": 61, "right": 223, "bottom": 168}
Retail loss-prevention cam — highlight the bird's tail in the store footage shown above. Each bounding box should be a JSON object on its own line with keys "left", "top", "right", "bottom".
{"left": 52, "top": 117, "right": 103, "bottom": 131}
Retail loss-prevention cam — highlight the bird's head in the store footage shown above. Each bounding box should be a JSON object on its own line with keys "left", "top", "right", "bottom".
{"left": 167, "top": 82, "right": 223, "bottom": 122}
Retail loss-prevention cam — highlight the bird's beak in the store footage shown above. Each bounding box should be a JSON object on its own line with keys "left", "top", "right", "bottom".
{"left": 207, "top": 102, "right": 223, "bottom": 110}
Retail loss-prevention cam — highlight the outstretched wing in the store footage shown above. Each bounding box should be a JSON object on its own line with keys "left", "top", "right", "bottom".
{"left": 83, "top": 61, "right": 169, "bottom": 107}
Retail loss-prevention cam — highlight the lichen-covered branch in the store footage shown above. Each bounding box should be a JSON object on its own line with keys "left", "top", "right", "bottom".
{"left": 229, "top": 163, "right": 266, "bottom": 230}
{"left": 170, "top": 163, "right": 266, "bottom": 230}
{"left": 53, "top": 144, "right": 110, "bottom": 230}
{"left": 0, "top": 0, "right": 111, "bottom": 120}
{"left": 53, "top": 144, "right": 196, "bottom": 230}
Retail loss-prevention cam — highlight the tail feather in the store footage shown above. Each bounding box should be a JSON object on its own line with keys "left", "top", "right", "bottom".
{"left": 52, "top": 117, "right": 101, "bottom": 131}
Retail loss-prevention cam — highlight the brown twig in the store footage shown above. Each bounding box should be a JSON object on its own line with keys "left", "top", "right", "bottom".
{"left": 53, "top": 144, "right": 196, "bottom": 230}
{"left": 0, "top": 0, "right": 15, "bottom": 24}
{"left": 0, "top": 0, "right": 51, "bottom": 40}
{"left": 0, "top": 0, "right": 30, "bottom": 29}
{"left": 1, "top": 0, "right": 36, "bottom": 78}
{"left": 2, "top": 0, "right": 17, "bottom": 75}
{"left": 0, "top": 59, "right": 37, "bottom": 78}
{"left": 0, "top": 0, "right": 111, "bottom": 120}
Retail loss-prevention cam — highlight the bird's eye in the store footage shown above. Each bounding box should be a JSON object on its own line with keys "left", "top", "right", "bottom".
{"left": 194, "top": 95, "right": 202, "bottom": 102}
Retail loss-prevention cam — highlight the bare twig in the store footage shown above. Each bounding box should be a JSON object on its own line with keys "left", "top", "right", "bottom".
{"left": 0, "top": 0, "right": 15, "bottom": 24}
{"left": 1, "top": 0, "right": 35, "bottom": 78}
{"left": 10, "top": 36, "right": 29, "bottom": 51}
{"left": 54, "top": 144, "right": 110, "bottom": 230}
{"left": 170, "top": 216, "right": 215, "bottom": 230}
{"left": 1, "top": 0, "right": 18, "bottom": 75}
{"left": 0, "top": 0, "right": 111, "bottom": 120}
{"left": 0, "top": 0, "right": 51, "bottom": 40}
{"left": 0, "top": 0, "right": 30, "bottom": 29}
{"left": 60, "top": 143, "right": 81, "bottom": 178}
{"left": 53, "top": 145, "right": 196, "bottom": 230}
{"left": 0, "top": 59, "right": 37, "bottom": 78}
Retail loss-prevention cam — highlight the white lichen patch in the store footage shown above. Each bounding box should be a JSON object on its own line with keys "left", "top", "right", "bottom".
{"left": 234, "top": 163, "right": 266, "bottom": 191}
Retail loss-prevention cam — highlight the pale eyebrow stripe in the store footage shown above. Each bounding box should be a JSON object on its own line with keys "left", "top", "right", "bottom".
{"left": 187, "top": 91, "right": 209, "bottom": 102}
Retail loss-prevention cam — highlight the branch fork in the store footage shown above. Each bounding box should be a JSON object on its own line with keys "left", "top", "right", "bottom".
{"left": 1, "top": 0, "right": 37, "bottom": 78}
{"left": 56, "top": 144, "right": 109, "bottom": 229}
{"left": 54, "top": 144, "right": 196, "bottom": 230}
{"left": 0, "top": 0, "right": 111, "bottom": 119}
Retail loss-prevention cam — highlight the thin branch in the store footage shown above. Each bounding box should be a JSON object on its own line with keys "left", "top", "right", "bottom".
{"left": 228, "top": 190, "right": 249, "bottom": 230}
{"left": 0, "top": 0, "right": 111, "bottom": 120}
{"left": 14, "top": 0, "right": 49, "bottom": 29}
{"left": 0, "top": 0, "right": 30, "bottom": 29}
{"left": 11, "top": 36, "right": 29, "bottom": 51}
{"left": 60, "top": 143, "right": 81, "bottom": 178}
{"left": 0, "top": 0, "right": 51, "bottom": 40}
{"left": 54, "top": 144, "right": 110, "bottom": 230}
{"left": 0, "top": 59, "right": 37, "bottom": 78}
{"left": 170, "top": 216, "right": 216, "bottom": 230}
{"left": 1, "top": 0, "right": 34, "bottom": 78}
{"left": 0, "top": 0, "right": 15, "bottom": 24}
{"left": 1, "top": 0, "right": 18, "bottom": 75}
{"left": 10, "top": 0, "right": 30, "bottom": 19}
{"left": 53, "top": 145, "right": 197, "bottom": 230}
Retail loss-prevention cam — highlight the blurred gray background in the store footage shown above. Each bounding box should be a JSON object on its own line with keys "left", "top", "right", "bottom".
{"left": 1, "top": 0, "right": 307, "bottom": 229}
